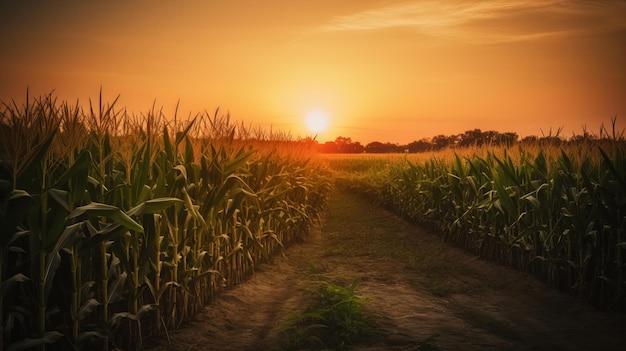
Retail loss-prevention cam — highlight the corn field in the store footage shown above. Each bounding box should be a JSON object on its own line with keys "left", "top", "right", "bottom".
{"left": 327, "top": 141, "right": 626, "bottom": 312}
{"left": 0, "top": 93, "right": 333, "bottom": 351}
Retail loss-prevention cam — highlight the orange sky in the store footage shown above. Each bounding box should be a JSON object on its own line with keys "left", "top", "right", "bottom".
{"left": 1, "top": 0, "right": 625, "bottom": 144}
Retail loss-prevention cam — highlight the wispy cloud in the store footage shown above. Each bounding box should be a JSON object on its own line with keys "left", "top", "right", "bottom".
{"left": 316, "top": 0, "right": 626, "bottom": 44}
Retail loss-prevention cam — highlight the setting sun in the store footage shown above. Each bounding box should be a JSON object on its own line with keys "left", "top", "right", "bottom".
{"left": 304, "top": 110, "right": 331, "bottom": 134}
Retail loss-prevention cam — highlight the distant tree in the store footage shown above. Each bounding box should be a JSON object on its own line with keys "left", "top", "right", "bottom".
{"left": 407, "top": 139, "right": 433, "bottom": 153}
{"left": 318, "top": 136, "right": 364, "bottom": 153}
{"left": 335, "top": 136, "right": 352, "bottom": 147}
{"left": 457, "top": 129, "right": 518, "bottom": 147}
{"left": 459, "top": 129, "right": 483, "bottom": 147}
{"left": 432, "top": 134, "right": 453, "bottom": 150}
{"left": 319, "top": 141, "right": 338, "bottom": 153}
{"left": 318, "top": 128, "right": 523, "bottom": 154}
{"left": 484, "top": 130, "right": 499, "bottom": 145}
{"left": 365, "top": 141, "right": 403, "bottom": 153}
{"left": 334, "top": 136, "right": 351, "bottom": 153}
{"left": 365, "top": 141, "right": 385, "bottom": 153}
{"left": 384, "top": 142, "right": 403, "bottom": 153}
{"left": 349, "top": 141, "right": 365, "bottom": 153}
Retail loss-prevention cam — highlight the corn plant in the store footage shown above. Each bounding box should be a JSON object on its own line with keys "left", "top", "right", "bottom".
{"left": 0, "top": 92, "right": 333, "bottom": 350}
{"left": 329, "top": 141, "right": 626, "bottom": 311}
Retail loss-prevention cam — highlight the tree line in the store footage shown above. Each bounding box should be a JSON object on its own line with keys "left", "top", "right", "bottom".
{"left": 316, "top": 125, "right": 623, "bottom": 153}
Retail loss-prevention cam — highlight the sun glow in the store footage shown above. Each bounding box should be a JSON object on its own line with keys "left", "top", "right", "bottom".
{"left": 304, "top": 110, "right": 330, "bottom": 134}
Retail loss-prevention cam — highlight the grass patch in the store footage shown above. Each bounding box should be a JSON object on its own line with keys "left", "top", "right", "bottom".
{"left": 322, "top": 191, "right": 420, "bottom": 260}
{"left": 281, "top": 279, "right": 382, "bottom": 350}
{"left": 426, "top": 277, "right": 453, "bottom": 297}
{"left": 324, "top": 191, "right": 455, "bottom": 270}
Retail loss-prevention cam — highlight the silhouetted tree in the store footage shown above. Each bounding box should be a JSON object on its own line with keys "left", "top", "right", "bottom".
{"left": 458, "top": 129, "right": 483, "bottom": 147}
{"left": 407, "top": 139, "right": 433, "bottom": 152}
{"left": 318, "top": 137, "right": 364, "bottom": 153}
{"left": 384, "top": 142, "right": 403, "bottom": 153}
{"left": 432, "top": 134, "right": 453, "bottom": 150}
{"left": 365, "top": 141, "right": 403, "bottom": 153}
{"left": 319, "top": 141, "right": 338, "bottom": 153}
{"left": 457, "top": 129, "right": 518, "bottom": 148}
{"left": 315, "top": 121, "right": 619, "bottom": 154}
{"left": 347, "top": 141, "right": 365, "bottom": 153}
{"left": 365, "top": 141, "right": 385, "bottom": 153}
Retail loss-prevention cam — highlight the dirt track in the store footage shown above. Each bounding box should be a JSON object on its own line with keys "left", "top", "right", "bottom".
{"left": 146, "top": 191, "right": 626, "bottom": 351}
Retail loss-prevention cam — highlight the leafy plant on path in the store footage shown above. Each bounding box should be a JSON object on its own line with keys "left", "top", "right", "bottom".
{"left": 281, "top": 278, "right": 381, "bottom": 351}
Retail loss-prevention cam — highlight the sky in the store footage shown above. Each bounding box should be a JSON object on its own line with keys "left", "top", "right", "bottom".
{"left": 1, "top": 0, "right": 625, "bottom": 144}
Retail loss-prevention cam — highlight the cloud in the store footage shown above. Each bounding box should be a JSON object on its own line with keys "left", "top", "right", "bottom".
{"left": 316, "top": 0, "right": 626, "bottom": 44}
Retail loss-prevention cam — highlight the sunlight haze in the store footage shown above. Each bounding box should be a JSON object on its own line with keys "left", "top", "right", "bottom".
{"left": 1, "top": 0, "right": 625, "bottom": 144}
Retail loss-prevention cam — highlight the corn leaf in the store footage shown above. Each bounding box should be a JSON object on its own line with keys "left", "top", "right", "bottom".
{"left": 69, "top": 202, "right": 143, "bottom": 233}
{"left": 6, "top": 332, "right": 63, "bottom": 351}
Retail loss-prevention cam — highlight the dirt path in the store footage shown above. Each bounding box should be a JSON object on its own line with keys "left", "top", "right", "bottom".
{"left": 147, "top": 191, "right": 626, "bottom": 351}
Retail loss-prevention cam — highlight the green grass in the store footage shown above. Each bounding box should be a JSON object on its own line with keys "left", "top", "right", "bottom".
{"left": 280, "top": 279, "right": 382, "bottom": 351}
{"left": 322, "top": 191, "right": 462, "bottom": 297}
{"left": 426, "top": 278, "right": 454, "bottom": 297}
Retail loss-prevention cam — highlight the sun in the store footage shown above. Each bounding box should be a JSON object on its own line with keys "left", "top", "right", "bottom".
{"left": 304, "top": 110, "right": 330, "bottom": 134}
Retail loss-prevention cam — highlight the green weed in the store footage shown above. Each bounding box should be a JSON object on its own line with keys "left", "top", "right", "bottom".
{"left": 281, "top": 279, "right": 382, "bottom": 350}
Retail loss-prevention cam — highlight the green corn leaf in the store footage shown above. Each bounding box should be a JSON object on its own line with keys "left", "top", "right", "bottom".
{"left": 598, "top": 147, "right": 626, "bottom": 191}
{"left": 174, "top": 164, "right": 188, "bottom": 183}
{"left": 1, "top": 273, "right": 29, "bottom": 297}
{"left": 175, "top": 116, "right": 196, "bottom": 146}
{"left": 136, "top": 184, "right": 152, "bottom": 204}
{"left": 43, "top": 222, "right": 84, "bottom": 302}
{"left": 126, "top": 197, "right": 183, "bottom": 217}
{"left": 50, "top": 149, "right": 91, "bottom": 193}
{"left": 79, "top": 222, "right": 130, "bottom": 255}
{"left": 8, "top": 230, "right": 29, "bottom": 247}
{"left": 224, "top": 147, "right": 255, "bottom": 174}
{"left": 77, "top": 298, "right": 100, "bottom": 321}
{"left": 69, "top": 202, "right": 143, "bottom": 233}
{"left": 131, "top": 141, "right": 151, "bottom": 202}
{"left": 156, "top": 280, "right": 181, "bottom": 301}
{"left": 163, "top": 124, "right": 174, "bottom": 160}
{"left": 47, "top": 188, "right": 70, "bottom": 212}
{"left": 184, "top": 136, "right": 194, "bottom": 164}
{"left": 107, "top": 272, "right": 128, "bottom": 305}
{"left": 521, "top": 194, "right": 540, "bottom": 209}
{"left": 109, "top": 304, "right": 158, "bottom": 328}
{"left": 189, "top": 269, "right": 220, "bottom": 286}
{"left": 181, "top": 187, "right": 209, "bottom": 232}
{"left": 6, "top": 331, "right": 63, "bottom": 351}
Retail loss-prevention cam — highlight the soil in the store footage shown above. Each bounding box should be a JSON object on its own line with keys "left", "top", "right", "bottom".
{"left": 146, "top": 190, "right": 626, "bottom": 351}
